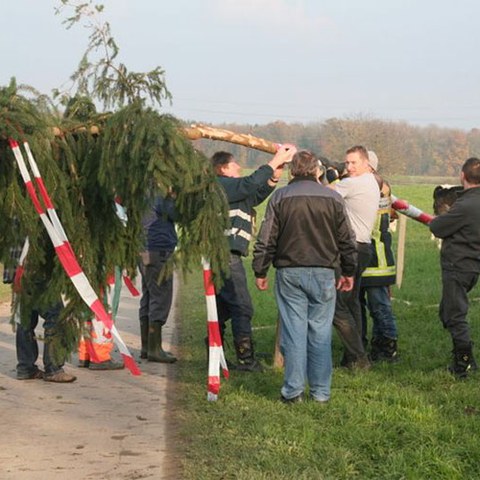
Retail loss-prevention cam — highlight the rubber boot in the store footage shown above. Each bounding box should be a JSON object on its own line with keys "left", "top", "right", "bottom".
{"left": 341, "top": 351, "right": 371, "bottom": 370}
{"left": 370, "top": 336, "right": 398, "bottom": 363}
{"left": 381, "top": 337, "right": 399, "bottom": 363}
{"left": 370, "top": 337, "right": 383, "bottom": 362}
{"left": 234, "top": 336, "right": 264, "bottom": 372}
{"left": 140, "top": 317, "right": 149, "bottom": 359}
{"left": 449, "top": 342, "right": 474, "bottom": 379}
{"left": 148, "top": 323, "right": 177, "bottom": 363}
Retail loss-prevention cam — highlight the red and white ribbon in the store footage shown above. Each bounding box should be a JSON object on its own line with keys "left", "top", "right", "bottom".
{"left": 391, "top": 195, "right": 434, "bottom": 225}
{"left": 13, "top": 237, "right": 30, "bottom": 295}
{"left": 202, "top": 257, "right": 229, "bottom": 401}
{"left": 9, "top": 139, "right": 141, "bottom": 375}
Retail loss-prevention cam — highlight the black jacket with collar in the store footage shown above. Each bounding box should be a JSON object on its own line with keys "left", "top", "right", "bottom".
{"left": 217, "top": 165, "right": 274, "bottom": 256}
{"left": 429, "top": 186, "right": 480, "bottom": 272}
{"left": 252, "top": 176, "right": 357, "bottom": 278}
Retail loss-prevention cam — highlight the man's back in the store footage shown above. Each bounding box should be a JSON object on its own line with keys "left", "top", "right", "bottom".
{"left": 430, "top": 187, "right": 480, "bottom": 272}
{"left": 253, "top": 177, "right": 356, "bottom": 277}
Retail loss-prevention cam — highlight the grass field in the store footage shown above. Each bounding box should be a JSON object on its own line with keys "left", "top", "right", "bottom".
{"left": 177, "top": 181, "right": 480, "bottom": 480}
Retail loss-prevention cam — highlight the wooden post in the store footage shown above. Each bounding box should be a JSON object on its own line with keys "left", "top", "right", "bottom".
{"left": 273, "top": 316, "right": 284, "bottom": 369}
{"left": 396, "top": 214, "right": 407, "bottom": 289}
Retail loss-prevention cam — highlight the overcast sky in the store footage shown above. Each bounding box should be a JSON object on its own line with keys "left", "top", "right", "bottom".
{"left": 2, "top": 0, "right": 480, "bottom": 130}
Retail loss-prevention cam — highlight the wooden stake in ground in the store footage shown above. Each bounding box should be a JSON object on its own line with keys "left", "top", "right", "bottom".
{"left": 396, "top": 214, "right": 407, "bottom": 289}
{"left": 273, "top": 316, "right": 284, "bottom": 369}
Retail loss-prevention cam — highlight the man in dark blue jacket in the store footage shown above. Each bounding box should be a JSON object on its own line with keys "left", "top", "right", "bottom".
{"left": 139, "top": 193, "right": 178, "bottom": 363}
{"left": 212, "top": 145, "right": 294, "bottom": 371}
{"left": 429, "top": 157, "right": 480, "bottom": 378}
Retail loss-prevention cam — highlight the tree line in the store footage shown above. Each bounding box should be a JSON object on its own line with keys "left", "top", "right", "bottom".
{"left": 190, "top": 116, "right": 480, "bottom": 177}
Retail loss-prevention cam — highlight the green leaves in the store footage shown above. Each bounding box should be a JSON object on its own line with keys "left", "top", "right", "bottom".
{"left": 54, "top": 1, "right": 171, "bottom": 110}
{"left": 0, "top": 2, "right": 230, "bottom": 359}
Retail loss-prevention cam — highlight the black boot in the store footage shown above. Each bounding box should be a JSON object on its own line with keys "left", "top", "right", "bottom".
{"left": 449, "top": 343, "right": 475, "bottom": 378}
{"left": 370, "top": 337, "right": 383, "bottom": 362}
{"left": 381, "top": 337, "right": 399, "bottom": 362}
{"left": 148, "top": 323, "right": 177, "bottom": 363}
{"left": 234, "top": 336, "right": 264, "bottom": 372}
{"left": 371, "top": 336, "right": 398, "bottom": 363}
{"left": 140, "top": 317, "right": 149, "bottom": 359}
{"left": 340, "top": 350, "right": 370, "bottom": 370}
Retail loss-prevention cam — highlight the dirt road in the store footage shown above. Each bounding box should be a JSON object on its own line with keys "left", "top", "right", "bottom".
{"left": 0, "top": 283, "right": 180, "bottom": 479}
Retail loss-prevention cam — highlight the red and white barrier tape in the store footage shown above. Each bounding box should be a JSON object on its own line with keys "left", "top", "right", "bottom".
{"left": 13, "top": 237, "right": 30, "bottom": 295}
{"left": 391, "top": 195, "right": 434, "bottom": 225}
{"left": 202, "top": 257, "right": 229, "bottom": 401}
{"left": 9, "top": 139, "right": 141, "bottom": 375}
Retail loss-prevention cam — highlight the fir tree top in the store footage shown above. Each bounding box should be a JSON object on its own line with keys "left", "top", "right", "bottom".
{"left": 0, "top": 1, "right": 230, "bottom": 357}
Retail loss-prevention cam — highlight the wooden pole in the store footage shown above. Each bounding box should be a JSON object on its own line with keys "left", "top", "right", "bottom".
{"left": 273, "top": 316, "right": 284, "bottom": 369}
{"left": 396, "top": 214, "right": 407, "bottom": 289}
{"left": 183, "top": 124, "right": 279, "bottom": 154}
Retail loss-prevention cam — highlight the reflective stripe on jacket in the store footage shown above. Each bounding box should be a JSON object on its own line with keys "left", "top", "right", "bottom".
{"left": 362, "top": 182, "right": 396, "bottom": 286}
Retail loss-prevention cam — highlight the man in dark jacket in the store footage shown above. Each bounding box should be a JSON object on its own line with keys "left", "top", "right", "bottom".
{"left": 212, "top": 144, "right": 295, "bottom": 372}
{"left": 253, "top": 150, "right": 357, "bottom": 403}
{"left": 139, "top": 193, "right": 178, "bottom": 363}
{"left": 429, "top": 157, "right": 480, "bottom": 378}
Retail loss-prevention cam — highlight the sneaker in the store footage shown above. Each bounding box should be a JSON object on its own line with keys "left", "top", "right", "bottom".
{"left": 17, "top": 369, "right": 44, "bottom": 380}
{"left": 44, "top": 371, "right": 77, "bottom": 383}
{"left": 280, "top": 393, "right": 304, "bottom": 404}
{"left": 89, "top": 359, "right": 125, "bottom": 370}
{"left": 309, "top": 395, "right": 329, "bottom": 404}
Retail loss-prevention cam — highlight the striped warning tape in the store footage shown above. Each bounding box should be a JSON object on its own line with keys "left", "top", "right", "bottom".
{"left": 202, "top": 257, "right": 229, "bottom": 401}
{"left": 391, "top": 195, "right": 434, "bottom": 225}
{"left": 9, "top": 139, "right": 141, "bottom": 375}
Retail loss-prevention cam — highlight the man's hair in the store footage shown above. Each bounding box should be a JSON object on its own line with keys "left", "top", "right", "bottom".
{"left": 211, "top": 151, "right": 234, "bottom": 169}
{"left": 462, "top": 157, "right": 480, "bottom": 185}
{"left": 290, "top": 150, "right": 319, "bottom": 177}
{"left": 345, "top": 145, "right": 369, "bottom": 161}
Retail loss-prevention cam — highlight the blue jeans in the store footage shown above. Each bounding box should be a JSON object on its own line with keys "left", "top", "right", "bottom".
{"left": 16, "top": 303, "right": 65, "bottom": 377}
{"left": 360, "top": 285, "right": 398, "bottom": 340}
{"left": 275, "top": 267, "right": 336, "bottom": 401}
{"left": 216, "top": 253, "right": 254, "bottom": 341}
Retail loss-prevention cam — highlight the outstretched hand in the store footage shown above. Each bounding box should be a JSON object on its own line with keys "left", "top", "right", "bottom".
{"left": 269, "top": 143, "right": 297, "bottom": 170}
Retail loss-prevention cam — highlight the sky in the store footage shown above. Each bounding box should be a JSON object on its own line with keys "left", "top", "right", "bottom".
{"left": 2, "top": 0, "right": 480, "bottom": 130}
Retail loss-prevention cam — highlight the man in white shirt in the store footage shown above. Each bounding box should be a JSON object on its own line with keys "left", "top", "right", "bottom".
{"left": 332, "top": 145, "right": 380, "bottom": 368}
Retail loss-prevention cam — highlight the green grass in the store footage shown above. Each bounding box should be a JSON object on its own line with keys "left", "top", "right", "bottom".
{"left": 176, "top": 181, "right": 480, "bottom": 479}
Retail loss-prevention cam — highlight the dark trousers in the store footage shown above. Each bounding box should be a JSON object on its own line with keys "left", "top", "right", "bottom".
{"left": 216, "top": 253, "right": 254, "bottom": 341}
{"left": 440, "top": 269, "right": 479, "bottom": 348}
{"left": 333, "top": 242, "right": 372, "bottom": 362}
{"left": 139, "top": 250, "right": 174, "bottom": 326}
{"left": 16, "top": 303, "right": 64, "bottom": 376}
